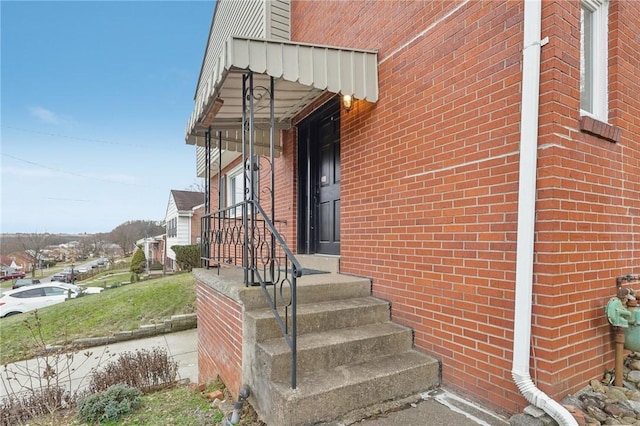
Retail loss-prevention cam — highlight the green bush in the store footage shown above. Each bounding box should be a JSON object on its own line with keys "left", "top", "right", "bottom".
{"left": 171, "top": 244, "right": 200, "bottom": 272}
{"left": 77, "top": 384, "right": 142, "bottom": 424}
{"left": 150, "top": 260, "right": 164, "bottom": 270}
{"left": 130, "top": 246, "right": 146, "bottom": 273}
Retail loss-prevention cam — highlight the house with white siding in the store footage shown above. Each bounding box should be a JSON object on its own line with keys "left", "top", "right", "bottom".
{"left": 164, "top": 190, "right": 204, "bottom": 271}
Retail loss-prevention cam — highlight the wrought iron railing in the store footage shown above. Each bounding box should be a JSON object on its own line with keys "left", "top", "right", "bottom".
{"left": 197, "top": 72, "right": 302, "bottom": 388}
{"left": 200, "top": 200, "right": 301, "bottom": 389}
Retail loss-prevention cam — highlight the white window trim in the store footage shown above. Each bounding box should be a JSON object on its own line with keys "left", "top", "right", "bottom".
{"left": 226, "top": 159, "right": 260, "bottom": 218}
{"left": 580, "top": 0, "right": 608, "bottom": 122}
{"left": 226, "top": 164, "right": 245, "bottom": 218}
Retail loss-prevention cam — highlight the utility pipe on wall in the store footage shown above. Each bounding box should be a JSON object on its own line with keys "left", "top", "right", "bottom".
{"left": 511, "top": 1, "right": 578, "bottom": 425}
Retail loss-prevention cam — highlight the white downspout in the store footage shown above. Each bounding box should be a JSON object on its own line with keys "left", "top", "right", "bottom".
{"left": 511, "top": 1, "right": 578, "bottom": 425}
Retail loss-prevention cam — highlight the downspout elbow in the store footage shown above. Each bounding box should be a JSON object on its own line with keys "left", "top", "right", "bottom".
{"left": 512, "top": 370, "right": 577, "bottom": 426}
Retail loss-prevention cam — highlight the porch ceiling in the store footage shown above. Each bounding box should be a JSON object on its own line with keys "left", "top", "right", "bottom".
{"left": 185, "top": 36, "right": 379, "bottom": 153}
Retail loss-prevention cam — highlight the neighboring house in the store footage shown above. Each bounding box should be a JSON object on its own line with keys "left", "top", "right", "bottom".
{"left": 135, "top": 235, "right": 165, "bottom": 271}
{"left": 44, "top": 244, "right": 75, "bottom": 262}
{"left": 0, "top": 255, "right": 28, "bottom": 272}
{"left": 184, "top": 0, "right": 640, "bottom": 424}
{"left": 164, "top": 190, "right": 204, "bottom": 271}
{"left": 0, "top": 256, "right": 24, "bottom": 278}
{"left": 2, "top": 252, "right": 49, "bottom": 275}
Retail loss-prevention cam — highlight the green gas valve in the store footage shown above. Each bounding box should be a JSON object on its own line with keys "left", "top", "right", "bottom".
{"left": 606, "top": 297, "right": 632, "bottom": 328}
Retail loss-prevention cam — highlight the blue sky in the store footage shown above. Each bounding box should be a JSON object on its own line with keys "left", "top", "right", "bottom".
{"left": 1, "top": 0, "right": 214, "bottom": 234}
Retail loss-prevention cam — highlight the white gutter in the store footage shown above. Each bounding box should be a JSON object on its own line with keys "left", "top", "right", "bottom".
{"left": 511, "top": 1, "right": 578, "bottom": 425}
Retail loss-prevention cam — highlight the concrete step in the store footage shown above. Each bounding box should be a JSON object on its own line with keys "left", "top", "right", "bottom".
{"left": 256, "top": 322, "right": 413, "bottom": 382}
{"left": 295, "top": 273, "right": 371, "bottom": 304}
{"left": 243, "top": 271, "right": 442, "bottom": 426}
{"left": 297, "top": 254, "right": 340, "bottom": 273}
{"left": 268, "top": 350, "right": 441, "bottom": 426}
{"left": 241, "top": 273, "right": 371, "bottom": 310}
{"left": 246, "top": 296, "right": 390, "bottom": 342}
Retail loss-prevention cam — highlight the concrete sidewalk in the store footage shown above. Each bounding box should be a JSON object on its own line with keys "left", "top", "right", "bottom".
{"left": 1, "top": 328, "right": 509, "bottom": 425}
{"left": 0, "top": 329, "right": 198, "bottom": 400}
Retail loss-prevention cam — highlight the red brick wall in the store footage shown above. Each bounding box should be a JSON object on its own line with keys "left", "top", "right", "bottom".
{"left": 274, "top": 123, "right": 306, "bottom": 248}
{"left": 197, "top": 0, "right": 640, "bottom": 416}
{"left": 191, "top": 206, "right": 204, "bottom": 245}
{"left": 294, "top": 0, "right": 525, "bottom": 412}
{"left": 197, "top": 281, "right": 243, "bottom": 397}
{"left": 530, "top": 0, "right": 639, "bottom": 398}
{"left": 288, "top": 0, "right": 640, "bottom": 416}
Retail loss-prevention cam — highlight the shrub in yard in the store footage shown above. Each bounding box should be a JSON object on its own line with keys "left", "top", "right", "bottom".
{"left": 77, "top": 383, "right": 141, "bottom": 424}
{"left": 130, "top": 246, "right": 146, "bottom": 273}
{"left": 172, "top": 244, "right": 200, "bottom": 272}
{"left": 0, "top": 310, "right": 100, "bottom": 426}
{"left": 87, "top": 347, "right": 178, "bottom": 394}
{"left": 150, "top": 260, "right": 164, "bottom": 270}
{"left": 0, "top": 386, "right": 75, "bottom": 426}
{"left": 42, "top": 259, "right": 57, "bottom": 268}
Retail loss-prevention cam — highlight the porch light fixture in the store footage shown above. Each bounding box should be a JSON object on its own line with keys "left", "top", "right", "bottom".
{"left": 342, "top": 94, "right": 353, "bottom": 111}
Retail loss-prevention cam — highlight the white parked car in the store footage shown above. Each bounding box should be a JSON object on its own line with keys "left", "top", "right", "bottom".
{"left": 0, "top": 283, "right": 81, "bottom": 318}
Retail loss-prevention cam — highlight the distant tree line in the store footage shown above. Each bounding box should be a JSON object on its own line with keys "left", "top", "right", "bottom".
{"left": 0, "top": 220, "right": 166, "bottom": 266}
{"left": 109, "top": 220, "right": 165, "bottom": 256}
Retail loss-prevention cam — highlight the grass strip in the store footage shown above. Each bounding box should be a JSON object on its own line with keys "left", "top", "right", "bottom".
{"left": 0, "top": 273, "right": 196, "bottom": 365}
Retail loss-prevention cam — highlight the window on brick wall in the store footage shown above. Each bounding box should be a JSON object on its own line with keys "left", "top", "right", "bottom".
{"left": 580, "top": 0, "right": 608, "bottom": 122}
{"left": 226, "top": 160, "right": 260, "bottom": 218}
{"left": 227, "top": 165, "right": 244, "bottom": 218}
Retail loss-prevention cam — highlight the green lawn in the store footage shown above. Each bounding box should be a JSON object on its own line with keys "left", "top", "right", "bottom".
{"left": 0, "top": 273, "right": 196, "bottom": 365}
{"left": 81, "top": 386, "right": 226, "bottom": 426}
{"left": 0, "top": 271, "right": 266, "bottom": 425}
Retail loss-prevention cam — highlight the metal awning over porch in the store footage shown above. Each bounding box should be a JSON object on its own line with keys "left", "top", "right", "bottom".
{"left": 185, "top": 36, "right": 378, "bottom": 153}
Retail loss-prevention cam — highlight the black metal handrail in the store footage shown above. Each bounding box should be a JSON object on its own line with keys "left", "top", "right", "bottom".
{"left": 198, "top": 72, "right": 301, "bottom": 389}
{"left": 200, "top": 200, "right": 301, "bottom": 389}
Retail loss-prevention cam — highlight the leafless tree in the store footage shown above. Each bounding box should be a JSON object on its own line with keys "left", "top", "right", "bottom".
{"left": 0, "top": 235, "right": 22, "bottom": 257}
{"left": 108, "top": 221, "right": 164, "bottom": 256}
{"left": 86, "top": 233, "right": 108, "bottom": 257}
{"left": 76, "top": 235, "right": 93, "bottom": 259}
{"left": 186, "top": 178, "right": 205, "bottom": 193}
{"left": 17, "top": 233, "right": 52, "bottom": 277}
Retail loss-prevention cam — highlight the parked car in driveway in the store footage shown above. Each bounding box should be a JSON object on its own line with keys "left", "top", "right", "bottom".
{"left": 51, "top": 272, "right": 66, "bottom": 282}
{"left": 0, "top": 283, "right": 80, "bottom": 318}
{"left": 51, "top": 271, "right": 76, "bottom": 283}
{"left": 0, "top": 270, "right": 26, "bottom": 281}
{"left": 11, "top": 278, "right": 41, "bottom": 289}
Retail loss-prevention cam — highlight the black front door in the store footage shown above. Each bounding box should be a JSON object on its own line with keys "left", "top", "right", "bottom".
{"left": 297, "top": 99, "right": 340, "bottom": 255}
{"left": 316, "top": 112, "right": 341, "bottom": 254}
